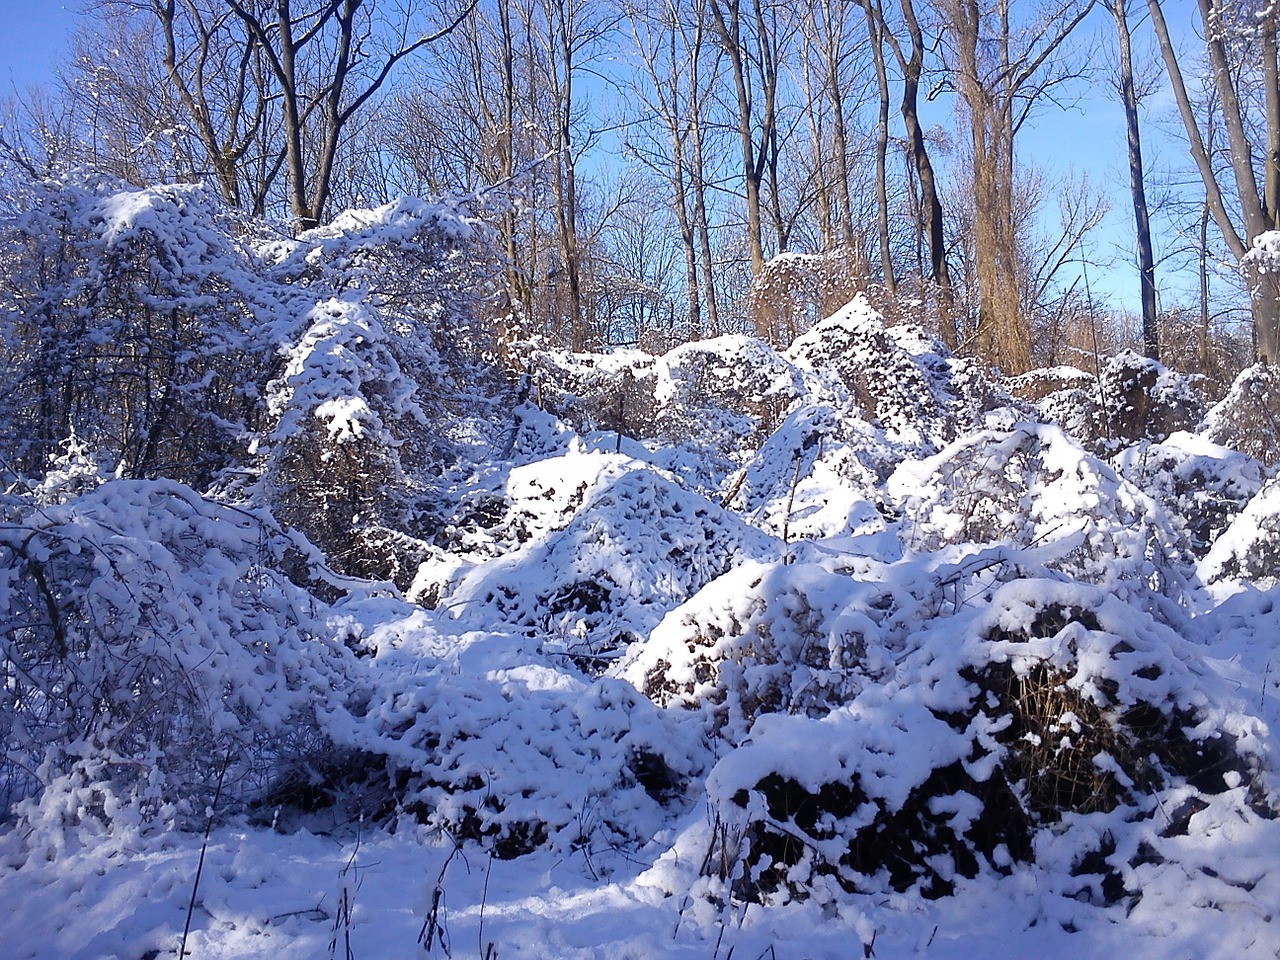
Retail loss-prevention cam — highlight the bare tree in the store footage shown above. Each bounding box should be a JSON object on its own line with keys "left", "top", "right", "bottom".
{"left": 1108, "top": 0, "right": 1159, "bottom": 359}
{"left": 706, "top": 0, "right": 789, "bottom": 276}
{"left": 937, "top": 0, "right": 1096, "bottom": 374}
{"left": 209, "top": 0, "right": 475, "bottom": 229}
{"left": 1147, "top": 0, "right": 1280, "bottom": 363}
{"left": 148, "top": 0, "right": 277, "bottom": 212}
{"left": 858, "top": 0, "right": 897, "bottom": 293}
{"left": 875, "top": 0, "right": 956, "bottom": 342}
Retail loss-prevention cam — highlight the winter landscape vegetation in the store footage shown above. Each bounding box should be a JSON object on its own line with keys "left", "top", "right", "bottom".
{"left": 1, "top": 0, "right": 1280, "bottom": 957}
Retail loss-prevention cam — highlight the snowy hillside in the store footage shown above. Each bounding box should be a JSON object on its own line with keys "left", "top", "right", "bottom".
{"left": 3, "top": 183, "right": 1280, "bottom": 959}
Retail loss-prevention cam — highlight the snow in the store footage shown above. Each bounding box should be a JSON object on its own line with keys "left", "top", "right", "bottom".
{"left": 4, "top": 182, "right": 1280, "bottom": 960}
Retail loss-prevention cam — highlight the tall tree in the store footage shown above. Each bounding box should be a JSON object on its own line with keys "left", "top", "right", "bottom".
{"left": 1108, "top": 0, "right": 1159, "bottom": 359}
{"left": 1148, "top": 0, "right": 1280, "bottom": 363}
{"left": 149, "top": 0, "right": 277, "bottom": 212}
{"left": 706, "top": 0, "right": 786, "bottom": 276}
{"left": 875, "top": 0, "right": 955, "bottom": 342}
{"left": 937, "top": 0, "right": 1095, "bottom": 374}
{"left": 212, "top": 0, "right": 473, "bottom": 229}
{"left": 859, "top": 0, "right": 897, "bottom": 294}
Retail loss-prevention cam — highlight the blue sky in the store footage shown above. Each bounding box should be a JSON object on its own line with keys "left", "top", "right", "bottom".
{"left": 0, "top": 3, "right": 81, "bottom": 95}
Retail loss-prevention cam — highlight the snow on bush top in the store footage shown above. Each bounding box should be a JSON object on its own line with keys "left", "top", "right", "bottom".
{"left": 1115, "top": 432, "right": 1265, "bottom": 560}
{"left": 261, "top": 195, "right": 482, "bottom": 276}
{"left": 888, "top": 422, "right": 1174, "bottom": 582}
{"left": 423, "top": 448, "right": 778, "bottom": 667}
{"left": 0, "top": 479, "right": 354, "bottom": 824}
{"left": 1199, "top": 476, "right": 1280, "bottom": 587}
{"left": 785, "top": 295, "right": 1009, "bottom": 451}
{"left": 1200, "top": 363, "right": 1280, "bottom": 465}
{"left": 1016, "top": 352, "right": 1205, "bottom": 454}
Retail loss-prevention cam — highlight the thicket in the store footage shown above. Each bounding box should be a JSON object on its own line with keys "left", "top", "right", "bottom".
{"left": 1, "top": 176, "right": 1277, "bottom": 921}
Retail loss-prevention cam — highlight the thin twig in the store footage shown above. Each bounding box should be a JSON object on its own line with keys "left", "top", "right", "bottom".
{"left": 179, "top": 748, "right": 233, "bottom": 960}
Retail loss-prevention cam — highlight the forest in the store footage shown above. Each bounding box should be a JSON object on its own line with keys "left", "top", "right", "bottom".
{"left": 1, "top": 1, "right": 1280, "bottom": 958}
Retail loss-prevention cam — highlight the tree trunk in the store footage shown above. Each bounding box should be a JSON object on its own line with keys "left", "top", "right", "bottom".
{"left": 708, "top": 0, "right": 766, "bottom": 275}
{"left": 861, "top": 0, "right": 895, "bottom": 293}
{"left": 881, "top": 0, "right": 953, "bottom": 343}
{"left": 1149, "top": 0, "right": 1280, "bottom": 363}
{"left": 1110, "top": 0, "right": 1158, "bottom": 360}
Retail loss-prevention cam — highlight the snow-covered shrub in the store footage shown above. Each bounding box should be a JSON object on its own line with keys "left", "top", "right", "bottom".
{"left": 1007, "top": 365, "right": 1095, "bottom": 404}
{"left": 530, "top": 349, "right": 660, "bottom": 441}
{"left": 1115, "top": 433, "right": 1265, "bottom": 559}
{"left": 329, "top": 606, "right": 702, "bottom": 858}
{"left": 259, "top": 298, "right": 427, "bottom": 580}
{"left": 1012, "top": 365, "right": 1098, "bottom": 442}
{"left": 704, "top": 579, "right": 1266, "bottom": 904}
{"left": 724, "top": 403, "right": 893, "bottom": 540}
{"left": 435, "top": 453, "right": 776, "bottom": 669}
{"left": 786, "top": 296, "right": 1009, "bottom": 452}
{"left": 1200, "top": 363, "right": 1280, "bottom": 465}
{"left": 265, "top": 196, "right": 501, "bottom": 368}
{"left": 620, "top": 561, "right": 884, "bottom": 743}
{"left": 0, "top": 178, "right": 273, "bottom": 488}
{"left": 0, "top": 480, "right": 353, "bottom": 825}
{"left": 1199, "top": 477, "right": 1280, "bottom": 585}
{"left": 253, "top": 197, "right": 506, "bottom": 580}
{"left": 1095, "top": 351, "right": 1204, "bottom": 448}
{"left": 1018, "top": 353, "right": 1205, "bottom": 455}
{"left": 890, "top": 423, "right": 1173, "bottom": 581}
{"left": 654, "top": 335, "right": 807, "bottom": 444}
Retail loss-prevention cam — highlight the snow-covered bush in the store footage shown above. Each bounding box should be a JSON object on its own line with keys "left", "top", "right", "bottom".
{"left": 1094, "top": 350, "right": 1204, "bottom": 449}
{"left": 1199, "top": 477, "right": 1280, "bottom": 585}
{"left": 724, "top": 402, "right": 893, "bottom": 540}
{"left": 620, "top": 561, "right": 884, "bottom": 743}
{"left": 1017, "top": 353, "right": 1205, "bottom": 455}
{"left": 786, "top": 296, "right": 1009, "bottom": 452}
{"left": 0, "top": 178, "right": 274, "bottom": 488}
{"left": 890, "top": 423, "right": 1173, "bottom": 581}
{"left": 704, "top": 579, "right": 1266, "bottom": 905}
{"left": 432, "top": 452, "right": 776, "bottom": 668}
{"left": 259, "top": 297, "right": 427, "bottom": 580}
{"left": 1115, "top": 433, "right": 1265, "bottom": 559}
{"left": 654, "top": 335, "right": 807, "bottom": 443}
{"left": 322, "top": 602, "right": 703, "bottom": 859}
{"left": 252, "top": 196, "right": 507, "bottom": 580}
{"left": 1200, "top": 363, "right": 1280, "bottom": 466}
{"left": 0, "top": 480, "right": 353, "bottom": 826}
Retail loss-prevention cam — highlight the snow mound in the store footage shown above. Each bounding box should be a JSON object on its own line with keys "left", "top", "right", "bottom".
{"left": 1200, "top": 363, "right": 1280, "bottom": 465}
{"left": 1115, "top": 432, "right": 1266, "bottom": 560}
{"left": 786, "top": 296, "right": 1010, "bottom": 452}
{"left": 1199, "top": 476, "right": 1280, "bottom": 586}
{"left": 889, "top": 423, "right": 1173, "bottom": 581}
{"left": 702, "top": 578, "right": 1268, "bottom": 905}
{"left": 430, "top": 450, "right": 778, "bottom": 668}
{"left": 0, "top": 479, "right": 353, "bottom": 829}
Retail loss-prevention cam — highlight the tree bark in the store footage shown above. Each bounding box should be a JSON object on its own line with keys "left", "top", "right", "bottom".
{"left": 1148, "top": 0, "right": 1280, "bottom": 363}
{"left": 1109, "top": 0, "right": 1158, "bottom": 359}
{"left": 860, "top": 0, "right": 895, "bottom": 293}
{"left": 879, "top": 0, "right": 954, "bottom": 343}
